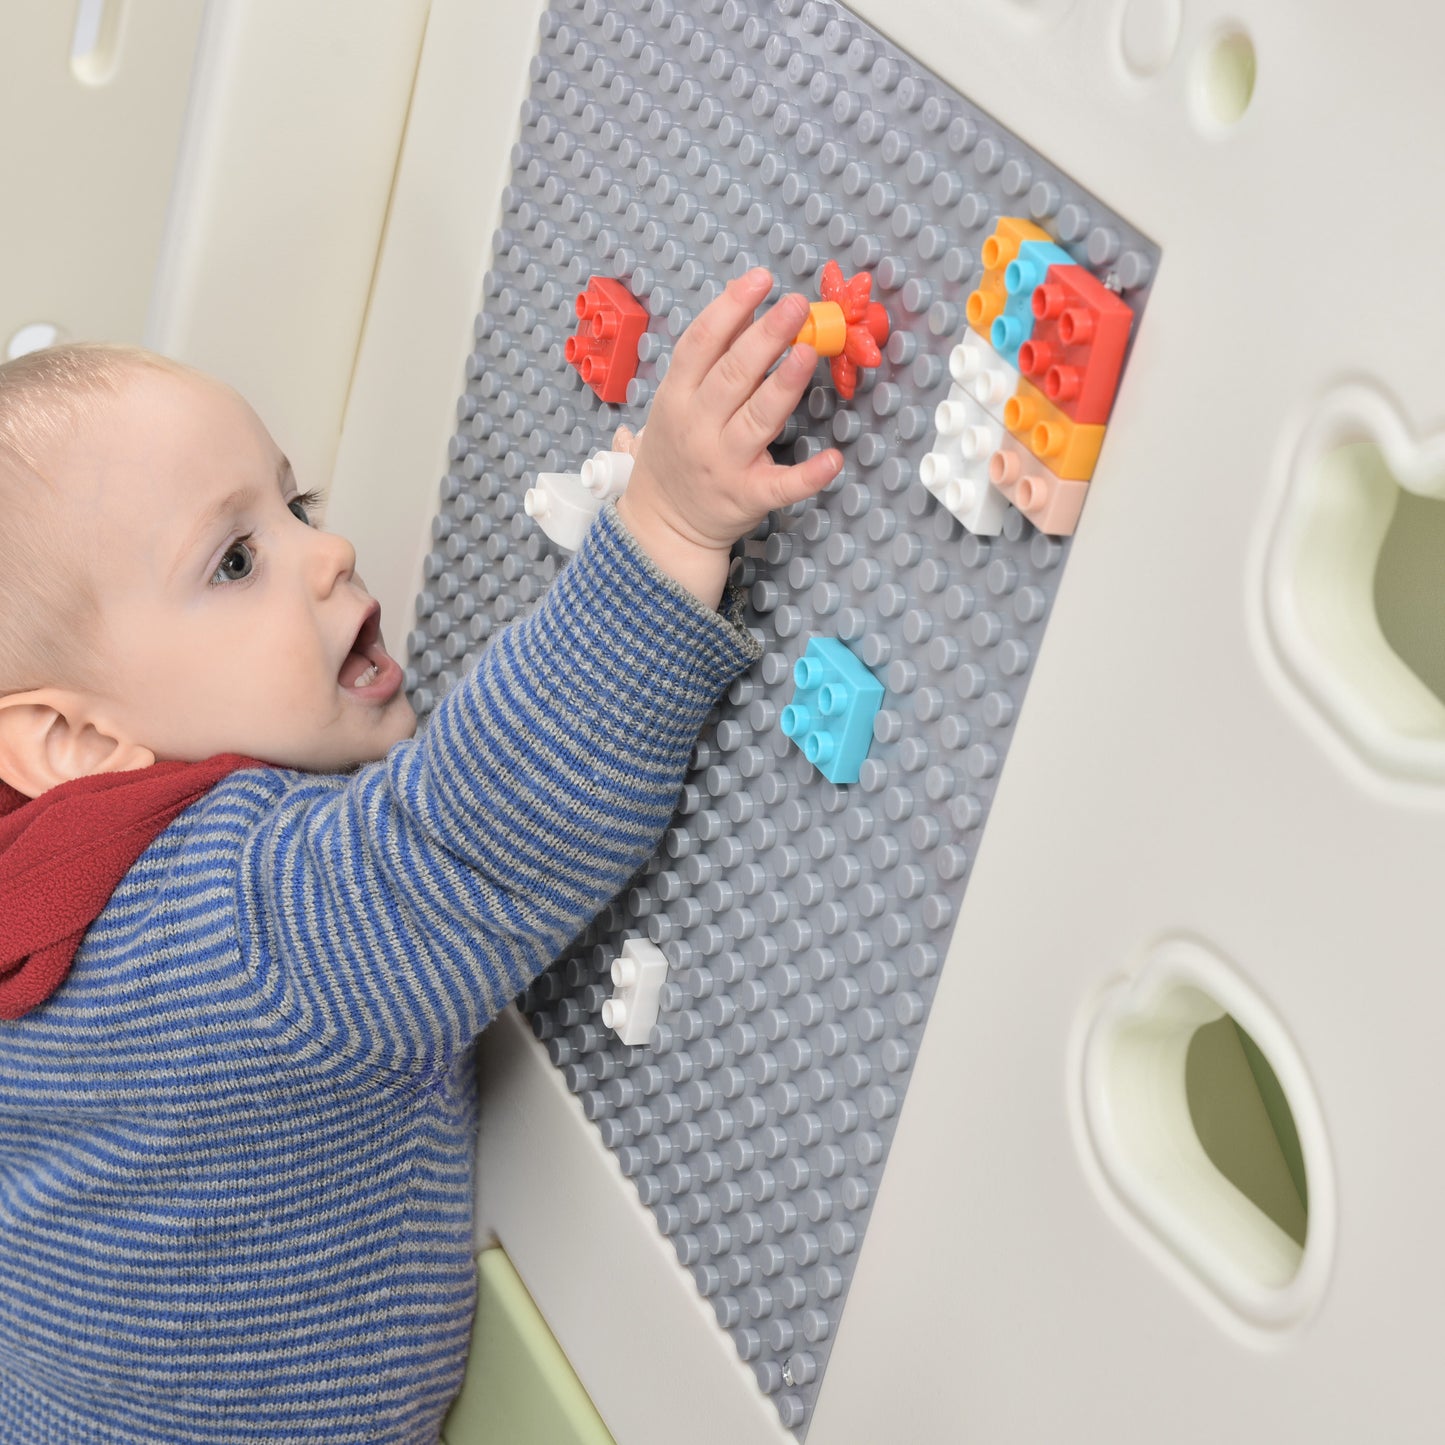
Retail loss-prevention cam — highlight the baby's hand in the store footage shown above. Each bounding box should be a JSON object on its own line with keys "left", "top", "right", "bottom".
{"left": 616, "top": 268, "right": 843, "bottom": 607}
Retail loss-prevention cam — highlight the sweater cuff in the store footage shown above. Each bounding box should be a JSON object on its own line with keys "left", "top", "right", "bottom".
{"left": 585, "top": 502, "right": 763, "bottom": 676}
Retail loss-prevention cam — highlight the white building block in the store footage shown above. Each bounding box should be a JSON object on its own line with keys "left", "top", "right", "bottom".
{"left": 919, "top": 385, "right": 1010, "bottom": 535}
{"left": 523, "top": 470, "right": 601, "bottom": 552}
{"left": 600, "top": 937, "right": 667, "bottom": 1047}
{"left": 581, "top": 448, "right": 635, "bottom": 501}
{"left": 948, "top": 327, "right": 1020, "bottom": 417}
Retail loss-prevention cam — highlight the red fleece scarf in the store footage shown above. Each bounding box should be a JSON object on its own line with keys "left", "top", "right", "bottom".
{"left": 0, "top": 755, "right": 261, "bottom": 1020}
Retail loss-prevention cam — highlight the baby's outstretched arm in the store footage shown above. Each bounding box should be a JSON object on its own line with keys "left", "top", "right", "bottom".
{"left": 617, "top": 266, "right": 843, "bottom": 607}
{"left": 223, "top": 270, "right": 839, "bottom": 1077}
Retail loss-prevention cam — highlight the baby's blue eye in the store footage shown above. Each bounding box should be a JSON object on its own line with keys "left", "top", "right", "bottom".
{"left": 288, "top": 488, "right": 323, "bottom": 526}
{"left": 213, "top": 540, "right": 254, "bottom": 584}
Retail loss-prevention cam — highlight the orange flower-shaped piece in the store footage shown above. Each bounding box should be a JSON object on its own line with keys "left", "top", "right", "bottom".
{"left": 794, "top": 260, "right": 890, "bottom": 401}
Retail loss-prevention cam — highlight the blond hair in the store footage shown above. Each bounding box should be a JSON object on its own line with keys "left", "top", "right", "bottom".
{"left": 0, "top": 342, "right": 185, "bottom": 694}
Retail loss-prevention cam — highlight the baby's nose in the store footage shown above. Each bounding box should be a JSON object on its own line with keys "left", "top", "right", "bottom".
{"left": 309, "top": 527, "right": 357, "bottom": 589}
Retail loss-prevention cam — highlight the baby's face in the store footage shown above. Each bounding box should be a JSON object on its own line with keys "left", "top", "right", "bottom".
{"left": 56, "top": 366, "right": 416, "bottom": 770}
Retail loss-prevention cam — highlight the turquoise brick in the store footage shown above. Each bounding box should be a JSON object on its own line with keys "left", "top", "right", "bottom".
{"left": 991, "top": 240, "right": 1074, "bottom": 366}
{"left": 780, "top": 637, "right": 885, "bottom": 785}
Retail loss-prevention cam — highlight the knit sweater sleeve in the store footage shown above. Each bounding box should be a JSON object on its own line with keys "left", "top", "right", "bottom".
{"left": 232, "top": 504, "right": 759, "bottom": 1080}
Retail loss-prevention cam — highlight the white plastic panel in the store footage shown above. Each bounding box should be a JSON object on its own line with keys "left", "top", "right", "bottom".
{"left": 326, "top": 0, "right": 546, "bottom": 664}
{"left": 0, "top": 0, "right": 206, "bottom": 355}
{"left": 0, "top": 0, "right": 427, "bottom": 519}
{"left": 147, "top": 0, "right": 430, "bottom": 506}
{"left": 808, "top": 2, "right": 1445, "bottom": 1440}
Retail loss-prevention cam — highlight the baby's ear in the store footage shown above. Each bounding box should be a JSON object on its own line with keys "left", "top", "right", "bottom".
{"left": 0, "top": 691, "right": 154, "bottom": 799}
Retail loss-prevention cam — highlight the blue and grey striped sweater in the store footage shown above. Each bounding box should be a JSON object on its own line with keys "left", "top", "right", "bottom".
{"left": 0, "top": 505, "right": 758, "bottom": 1442}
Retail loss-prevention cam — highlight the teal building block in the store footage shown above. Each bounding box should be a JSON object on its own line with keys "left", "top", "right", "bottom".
{"left": 991, "top": 239, "right": 1075, "bottom": 366}
{"left": 780, "top": 637, "right": 884, "bottom": 785}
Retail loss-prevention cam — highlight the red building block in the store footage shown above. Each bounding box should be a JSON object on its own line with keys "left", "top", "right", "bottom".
{"left": 565, "top": 277, "right": 648, "bottom": 404}
{"left": 1016, "top": 265, "right": 1133, "bottom": 426}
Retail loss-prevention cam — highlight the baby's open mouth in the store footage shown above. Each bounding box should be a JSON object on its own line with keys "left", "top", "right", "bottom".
{"left": 339, "top": 605, "right": 401, "bottom": 697}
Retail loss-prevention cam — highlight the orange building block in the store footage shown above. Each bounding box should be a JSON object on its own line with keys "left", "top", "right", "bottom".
{"left": 988, "top": 442, "right": 1090, "bottom": 536}
{"left": 1017, "top": 264, "right": 1134, "bottom": 426}
{"left": 796, "top": 301, "right": 848, "bottom": 355}
{"left": 1003, "top": 379, "right": 1106, "bottom": 481}
{"left": 965, "top": 217, "right": 1051, "bottom": 335}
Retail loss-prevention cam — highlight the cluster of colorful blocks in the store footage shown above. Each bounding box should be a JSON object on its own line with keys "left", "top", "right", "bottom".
{"left": 561, "top": 236, "right": 1133, "bottom": 797}
{"left": 922, "top": 217, "right": 1134, "bottom": 537}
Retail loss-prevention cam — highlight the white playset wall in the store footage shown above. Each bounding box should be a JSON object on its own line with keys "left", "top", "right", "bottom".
{"left": 0, "top": 0, "right": 429, "bottom": 507}
{"left": 4, "top": 2, "right": 1443, "bottom": 1442}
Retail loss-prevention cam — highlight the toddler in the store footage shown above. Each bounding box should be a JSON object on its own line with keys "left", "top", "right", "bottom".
{"left": 0, "top": 268, "right": 841, "bottom": 1442}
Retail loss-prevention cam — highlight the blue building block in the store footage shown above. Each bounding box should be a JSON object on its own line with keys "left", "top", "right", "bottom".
{"left": 780, "top": 637, "right": 884, "bottom": 785}
{"left": 991, "top": 240, "right": 1075, "bottom": 366}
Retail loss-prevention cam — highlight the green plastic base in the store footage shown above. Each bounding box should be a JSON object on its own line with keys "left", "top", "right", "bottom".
{"left": 443, "top": 1246, "right": 616, "bottom": 1445}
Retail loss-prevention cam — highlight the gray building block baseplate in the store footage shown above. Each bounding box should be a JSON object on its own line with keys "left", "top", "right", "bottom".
{"left": 403, "top": 0, "right": 1159, "bottom": 1433}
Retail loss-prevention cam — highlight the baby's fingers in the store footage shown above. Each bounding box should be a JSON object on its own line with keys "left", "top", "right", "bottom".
{"left": 726, "top": 342, "right": 817, "bottom": 456}
{"left": 667, "top": 267, "right": 775, "bottom": 395}
{"left": 704, "top": 291, "right": 810, "bottom": 424}
{"left": 754, "top": 446, "right": 844, "bottom": 515}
